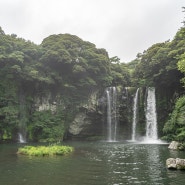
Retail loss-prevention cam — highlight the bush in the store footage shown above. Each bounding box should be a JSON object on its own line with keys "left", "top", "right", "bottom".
{"left": 163, "top": 96, "right": 185, "bottom": 141}
{"left": 17, "top": 145, "right": 74, "bottom": 156}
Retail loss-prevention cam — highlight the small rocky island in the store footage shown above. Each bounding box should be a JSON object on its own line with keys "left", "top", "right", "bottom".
{"left": 166, "top": 158, "right": 185, "bottom": 170}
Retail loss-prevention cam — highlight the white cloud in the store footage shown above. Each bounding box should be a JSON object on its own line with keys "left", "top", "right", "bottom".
{"left": 0, "top": 0, "right": 184, "bottom": 62}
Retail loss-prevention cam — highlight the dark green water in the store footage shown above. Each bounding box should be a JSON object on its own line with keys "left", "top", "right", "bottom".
{"left": 0, "top": 141, "right": 185, "bottom": 185}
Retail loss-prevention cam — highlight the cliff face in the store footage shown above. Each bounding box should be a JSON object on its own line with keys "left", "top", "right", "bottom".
{"left": 65, "top": 86, "right": 145, "bottom": 141}
{"left": 68, "top": 91, "right": 103, "bottom": 140}
{"left": 0, "top": 83, "right": 177, "bottom": 142}
{"left": 23, "top": 89, "right": 103, "bottom": 141}
{"left": 1, "top": 80, "right": 176, "bottom": 143}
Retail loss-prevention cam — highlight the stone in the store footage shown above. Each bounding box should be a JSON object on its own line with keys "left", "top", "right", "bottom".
{"left": 166, "top": 158, "right": 177, "bottom": 169}
{"left": 176, "top": 158, "right": 185, "bottom": 170}
{"left": 166, "top": 158, "right": 185, "bottom": 170}
{"left": 34, "top": 94, "right": 58, "bottom": 113}
{"left": 168, "top": 141, "right": 180, "bottom": 150}
{"left": 68, "top": 90, "right": 102, "bottom": 139}
{"left": 68, "top": 112, "right": 88, "bottom": 135}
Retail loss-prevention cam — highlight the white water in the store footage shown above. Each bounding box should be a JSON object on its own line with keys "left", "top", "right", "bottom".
{"left": 18, "top": 93, "right": 27, "bottom": 143}
{"left": 131, "top": 88, "right": 139, "bottom": 141}
{"left": 18, "top": 133, "right": 26, "bottom": 143}
{"left": 106, "top": 89, "right": 112, "bottom": 141}
{"left": 106, "top": 87, "right": 117, "bottom": 142}
{"left": 112, "top": 87, "right": 117, "bottom": 141}
{"left": 145, "top": 87, "right": 158, "bottom": 141}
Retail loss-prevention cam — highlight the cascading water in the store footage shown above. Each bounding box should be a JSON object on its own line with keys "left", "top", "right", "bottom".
{"left": 131, "top": 88, "right": 139, "bottom": 141}
{"left": 106, "top": 87, "right": 117, "bottom": 142}
{"left": 18, "top": 92, "right": 27, "bottom": 143}
{"left": 145, "top": 87, "right": 158, "bottom": 141}
{"left": 113, "top": 87, "right": 118, "bottom": 141}
{"left": 106, "top": 89, "right": 112, "bottom": 141}
{"left": 18, "top": 133, "right": 26, "bottom": 143}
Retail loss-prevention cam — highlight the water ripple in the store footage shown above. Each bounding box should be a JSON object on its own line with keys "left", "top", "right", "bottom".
{"left": 1, "top": 142, "right": 185, "bottom": 185}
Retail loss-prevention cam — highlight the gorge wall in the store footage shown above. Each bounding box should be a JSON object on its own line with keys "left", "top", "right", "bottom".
{"left": 1, "top": 81, "right": 177, "bottom": 143}
{"left": 14, "top": 85, "right": 175, "bottom": 142}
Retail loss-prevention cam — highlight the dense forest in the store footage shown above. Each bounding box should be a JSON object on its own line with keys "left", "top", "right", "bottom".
{"left": 0, "top": 15, "right": 185, "bottom": 142}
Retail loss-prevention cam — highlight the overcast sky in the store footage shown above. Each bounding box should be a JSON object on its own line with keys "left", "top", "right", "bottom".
{"left": 0, "top": 0, "right": 184, "bottom": 62}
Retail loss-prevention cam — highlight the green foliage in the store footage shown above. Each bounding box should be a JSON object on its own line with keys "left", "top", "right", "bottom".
{"left": 40, "top": 33, "right": 112, "bottom": 90}
{"left": 110, "top": 62, "right": 131, "bottom": 86}
{"left": 163, "top": 96, "right": 185, "bottom": 141}
{"left": 177, "top": 52, "right": 185, "bottom": 86}
{"left": 17, "top": 145, "right": 74, "bottom": 156}
{"left": 29, "top": 110, "right": 65, "bottom": 142}
{"left": 133, "top": 28, "right": 185, "bottom": 89}
{"left": 0, "top": 27, "right": 121, "bottom": 142}
{"left": 0, "top": 76, "right": 19, "bottom": 140}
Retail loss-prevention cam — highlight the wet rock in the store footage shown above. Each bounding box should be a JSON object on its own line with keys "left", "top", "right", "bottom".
{"left": 166, "top": 158, "right": 185, "bottom": 170}
{"left": 168, "top": 141, "right": 185, "bottom": 151}
{"left": 166, "top": 158, "right": 177, "bottom": 169}
{"left": 168, "top": 141, "right": 180, "bottom": 150}
{"left": 176, "top": 158, "right": 185, "bottom": 170}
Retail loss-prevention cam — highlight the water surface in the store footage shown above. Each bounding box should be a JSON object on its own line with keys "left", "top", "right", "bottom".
{"left": 0, "top": 141, "right": 185, "bottom": 185}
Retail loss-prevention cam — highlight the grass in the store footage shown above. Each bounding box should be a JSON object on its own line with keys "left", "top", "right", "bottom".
{"left": 17, "top": 145, "right": 74, "bottom": 156}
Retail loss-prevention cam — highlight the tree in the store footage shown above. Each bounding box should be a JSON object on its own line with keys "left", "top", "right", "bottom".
{"left": 0, "top": 27, "right": 5, "bottom": 35}
{"left": 163, "top": 96, "right": 185, "bottom": 141}
{"left": 177, "top": 52, "right": 185, "bottom": 86}
{"left": 182, "top": 7, "right": 185, "bottom": 27}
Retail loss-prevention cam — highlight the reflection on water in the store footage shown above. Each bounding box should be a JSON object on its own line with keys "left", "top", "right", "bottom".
{"left": 146, "top": 145, "right": 162, "bottom": 184}
{"left": 0, "top": 141, "right": 185, "bottom": 185}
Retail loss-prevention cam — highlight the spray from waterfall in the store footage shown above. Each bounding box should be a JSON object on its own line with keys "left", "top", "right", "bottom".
{"left": 145, "top": 87, "right": 158, "bottom": 141}
{"left": 106, "top": 87, "right": 117, "bottom": 142}
{"left": 131, "top": 88, "right": 139, "bottom": 141}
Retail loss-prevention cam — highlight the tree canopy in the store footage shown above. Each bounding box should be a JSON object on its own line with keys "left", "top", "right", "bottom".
{"left": 0, "top": 27, "right": 130, "bottom": 141}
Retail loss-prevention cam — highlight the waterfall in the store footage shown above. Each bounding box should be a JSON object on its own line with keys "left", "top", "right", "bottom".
{"left": 106, "top": 87, "right": 117, "bottom": 142}
{"left": 145, "top": 87, "right": 158, "bottom": 141}
{"left": 131, "top": 88, "right": 139, "bottom": 141}
{"left": 18, "top": 92, "right": 27, "bottom": 143}
{"left": 106, "top": 89, "right": 112, "bottom": 141}
{"left": 125, "top": 87, "right": 128, "bottom": 100}
{"left": 18, "top": 133, "right": 26, "bottom": 143}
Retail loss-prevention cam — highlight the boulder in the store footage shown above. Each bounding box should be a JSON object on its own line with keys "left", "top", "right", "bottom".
{"left": 168, "top": 141, "right": 180, "bottom": 150}
{"left": 166, "top": 158, "right": 177, "bottom": 169}
{"left": 168, "top": 141, "right": 185, "bottom": 150}
{"left": 176, "top": 158, "right": 185, "bottom": 170}
{"left": 166, "top": 158, "right": 185, "bottom": 170}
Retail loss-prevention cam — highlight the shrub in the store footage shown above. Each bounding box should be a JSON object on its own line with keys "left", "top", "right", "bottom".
{"left": 17, "top": 145, "right": 74, "bottom": 156}
{"left": 163, "top": 96, "right": 185, "bottom": 141}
